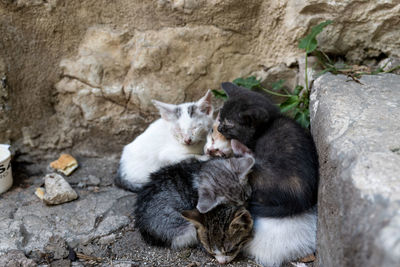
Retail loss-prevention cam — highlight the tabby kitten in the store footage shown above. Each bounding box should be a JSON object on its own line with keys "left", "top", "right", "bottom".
{"left": 182, "top": 205, "right": 253, "bottom": 264}
{"left": 217, "top": 82, "right": 319, "bottom": 218}
{"left": 134, "top": 156, "right": 254, "bottom": 250}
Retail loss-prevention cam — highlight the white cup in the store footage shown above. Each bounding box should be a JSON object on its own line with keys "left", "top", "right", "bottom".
{"left": 0, "top": 144, "right": 12, "bottom": 194}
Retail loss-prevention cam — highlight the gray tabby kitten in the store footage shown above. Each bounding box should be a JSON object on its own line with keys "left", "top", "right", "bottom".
{"left": 134, "top": 155, "right": 254, "bottom": 258}
{"left": 183, "top": 205, "right": 253, "bottom": 264}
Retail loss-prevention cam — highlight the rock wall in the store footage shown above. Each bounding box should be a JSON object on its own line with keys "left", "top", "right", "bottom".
{"left": 311, "top": 73, "right": 400, "bottom": 266}
{"left": 1, "top": 0, "right": 399, "bottom": 158}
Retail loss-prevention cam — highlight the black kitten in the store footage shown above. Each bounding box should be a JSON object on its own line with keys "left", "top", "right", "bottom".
{"left": 217, "top": 82, "right": 319, "bottom": 218}
{"left": 134, "top": 156, "right": 254, "bottom": 249}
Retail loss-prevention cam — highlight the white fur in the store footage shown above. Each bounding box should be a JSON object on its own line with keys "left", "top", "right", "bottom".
{"left": 118, "top": 91, "right": 213, "bottom": 189}
{"left": 214, "top": 249, "right": 235, "bottom": 264}
{"left": 244, "top": 207, "right": 317, "bottom": 267}
{"left": 171, "top": 224, "right": 198, "bottom": 249}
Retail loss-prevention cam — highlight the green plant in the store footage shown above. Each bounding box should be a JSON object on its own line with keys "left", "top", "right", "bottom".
{"left": 212, "top": 20, "right": 333, "bottom": 129}
{"left": 298, "top": 20, "right": 333, "bottom": 93}
{"left": 211, "top": 77, "right": 291, "bottom": 100}
{"left": 212, "top": 76, "right": 310, "bottom": 128}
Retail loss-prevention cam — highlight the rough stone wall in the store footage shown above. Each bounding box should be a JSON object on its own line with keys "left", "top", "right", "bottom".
{"left": 311, "top": 73, "right": 400, "bottom": 267}
{"left": 1, "top": 0, "right": 399, "bottom": 158}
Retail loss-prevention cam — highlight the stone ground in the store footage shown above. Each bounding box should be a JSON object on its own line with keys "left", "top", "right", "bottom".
{"left": 0, "top": 156, "right": 314, "bottom": 267}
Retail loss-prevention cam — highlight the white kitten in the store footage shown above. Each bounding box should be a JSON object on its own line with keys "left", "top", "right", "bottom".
{"left": 116, "top": 90, "right": 214, "bottom": 192}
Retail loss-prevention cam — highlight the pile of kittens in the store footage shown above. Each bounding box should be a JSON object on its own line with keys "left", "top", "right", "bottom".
{"left": 116, "top": 82, "right": 319, "bottom": 267}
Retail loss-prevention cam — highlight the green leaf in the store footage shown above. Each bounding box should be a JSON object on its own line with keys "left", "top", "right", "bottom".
{"left": 271, "top": 79, "right": 285, "bottom": 91}
{"left": 211, "top": 89, "right": 227, "bottom": 100}
{"left": 279, "top": 95, "right": 299, "bottom": 113}
{"left": 298, "top": 20, "right": 333, "bottom": 54}
{"left": 295, "top": 110, "right": 310, "bottom": 128}
{"left": 293, "top": 85, "right": 303, "bottom": 96}
{"left": 316, "top": 68, "right": 334, "bottom": 77}
{"left": 233, "top": 76, "right": 261, "bottom": 89}
{"left": 370, "top": 67, "right": 384, "bottom": 75}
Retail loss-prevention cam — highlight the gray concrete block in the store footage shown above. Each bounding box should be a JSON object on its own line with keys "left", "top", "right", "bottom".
{"left": 310, "top": 73, "right": 400, "bottom": 267}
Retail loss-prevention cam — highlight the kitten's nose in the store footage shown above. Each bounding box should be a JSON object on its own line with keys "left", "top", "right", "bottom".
{"left": 184, "top": 138, "right": 192, "bottom": 145}
{"left": 207, "top": 148, "right": 219, "bottom": 156}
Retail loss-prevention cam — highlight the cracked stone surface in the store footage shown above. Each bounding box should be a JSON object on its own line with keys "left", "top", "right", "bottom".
{"left": 0, "top": 156, "right": 314, "bottom": 266}
{"left": 50, "top": 25, "right": 260, "bottom": 157}
{"left": 0, "top": 179, "right": 134, "bottom": 261}
{"left": 310, "top": 73, "right": 400, "bottom": 267}
{"left": 0, "top": 156, "right": 134, "bottom": 264}
{"left": 0, "top": 250, "right": 36, "bottom": 267}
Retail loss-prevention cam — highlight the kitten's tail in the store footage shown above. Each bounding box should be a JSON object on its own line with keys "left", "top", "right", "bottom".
{"left": 115, "top": 168, "right": 143, "bottom": 193}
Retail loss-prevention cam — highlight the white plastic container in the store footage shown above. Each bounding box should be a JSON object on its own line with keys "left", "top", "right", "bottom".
{"left": 0, "top": 144, "right": 12, "bottom": 194}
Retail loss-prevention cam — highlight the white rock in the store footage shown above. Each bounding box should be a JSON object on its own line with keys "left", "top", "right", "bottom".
{"left": 43, "top": 173, "right": 78, "bottom": 205}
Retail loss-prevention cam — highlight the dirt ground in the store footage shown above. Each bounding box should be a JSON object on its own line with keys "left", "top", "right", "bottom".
{"left": 3, "top": 156, "right": 314, "bottom": 267}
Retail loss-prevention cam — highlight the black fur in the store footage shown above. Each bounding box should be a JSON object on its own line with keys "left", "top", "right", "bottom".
{"left": 218, "top": 82, "right": 319, "bottom": 218}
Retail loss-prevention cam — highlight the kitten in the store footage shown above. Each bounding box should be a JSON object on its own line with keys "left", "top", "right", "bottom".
{"left": 133, "top": 156, "right": 254, "bottom": 251}
{"left": 191, "top": 198, "right": 316, "bottom": 267}
{"left": 116, "top": 90, "right": 214, "bottom": 192}
{"left": 204, "top": 113, "right": 233, "bottom": 157}
{"left": 202, "top": 127, "right": 317, "bottom": 267}
{"left": 182, "top": 205, "right": 253, "bottom": 265}
{"left": 217, "top": 82, "right": 319, "bottom": 218}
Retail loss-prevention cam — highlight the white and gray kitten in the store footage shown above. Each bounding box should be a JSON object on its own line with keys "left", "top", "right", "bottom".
{"left": 116, "top": 90, "right": 213, "bottom": 192}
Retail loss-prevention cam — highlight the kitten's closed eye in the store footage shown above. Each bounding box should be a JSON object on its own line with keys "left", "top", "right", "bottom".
{"left": 218, "top": 121, "right": 235, "bottom": 133}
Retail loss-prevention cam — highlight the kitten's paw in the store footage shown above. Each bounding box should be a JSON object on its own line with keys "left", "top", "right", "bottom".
{"left": 171, "top": 224, "right": 198, "bottom": 249}
{"left": 195, "top": 155, "right": 210, "bottom": 161}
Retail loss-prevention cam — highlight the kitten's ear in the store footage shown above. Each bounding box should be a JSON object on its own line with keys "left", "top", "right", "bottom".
{"left": 229, "top": 207, "right": 253, "bottom": 232}
{"left": 221, "top": 82, "right": 241, "bottom": 97}
{"left": 197, "top": 89, "right": 213, "bottom": 115}
{"left": 197, "top": 189, "right": 225, "bottom": 213}
{"left": 238, "top": 108, "right": 269, "bottom": 126}
{"left": 152, "top": 100, "right": 178, "bottom": 121}
{"left": 231, "top": 139, "right": 252, "bottom": 156}
{"left": 230, "top": 155, "right": 255, "bottom": 184}
{"left": 181, "top": 209, "right": 204, "bottom": 228}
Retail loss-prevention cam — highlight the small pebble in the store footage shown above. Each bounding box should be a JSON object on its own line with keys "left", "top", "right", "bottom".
{"left": 68, "top": 248, "right": 77, "bottom": 261}
{"left": 99, "top": 234, "right": 117, "bottom": 245}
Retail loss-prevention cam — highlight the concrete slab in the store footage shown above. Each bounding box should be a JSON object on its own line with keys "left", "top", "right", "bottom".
{"left": 310, "top": 73, "right": 400, "bottom": 267}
